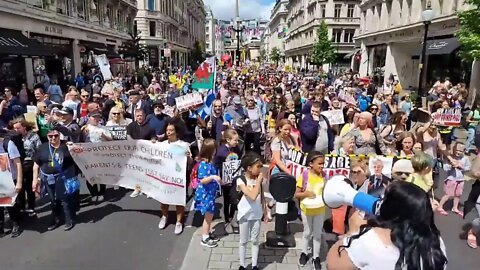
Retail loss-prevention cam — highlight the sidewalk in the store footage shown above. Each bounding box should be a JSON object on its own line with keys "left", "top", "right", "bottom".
{"left": 180, "top": 221, "right": 331, "bottom": 270}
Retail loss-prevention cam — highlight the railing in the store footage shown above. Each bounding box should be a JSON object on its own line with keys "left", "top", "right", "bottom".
{"left": 329, "top": 17, "right": 361, "bottom": 24}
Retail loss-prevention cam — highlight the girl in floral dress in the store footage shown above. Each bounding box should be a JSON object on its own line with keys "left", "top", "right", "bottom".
{"left": 194, "top": 138, "right": 222, "bottom": 248}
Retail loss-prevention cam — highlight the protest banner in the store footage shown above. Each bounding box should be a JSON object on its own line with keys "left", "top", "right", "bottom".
{"left": 368, "top": 155, "right": 394, "bottom": 179}
{"left": 94, "top": 54, "right": 112, "bottom": 80}
{"left": 0, "top": 154, "right": 17, "bottom": 206}
{"left": 163, "top": 105, "right": 175, "bottom": 117}
{"left": 323, "top": 155, "right": 350, "bottom": 180}
{"left": 107, "top": 126, "right": 127, "bottom": 140}
{"left": 175, "top": 92, "right": 203, "bottom": 112}
{"left": 285, "top": 149, "right": 308, "bottom": 178}
{"left": 222, "top": 160, "right": 241, "bottom": 185}
{"left": 69, "top": 140, "right": 187, "bottom": 206}
{"left": 432, "top": 108, "right": 462, "bottom": 126}
{"left": 321, "top": 110, "right": 345, "bottom": 125}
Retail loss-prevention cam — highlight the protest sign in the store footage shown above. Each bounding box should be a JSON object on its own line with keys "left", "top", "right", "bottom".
{"left": 368, "top": 156, "right": 394, "bottom": 179}
{"left": 27, "top": 105, "right": 37, "bottom": 114}
{"left": 285, "top": 149, "right": 308, "bottom": 178}
{"left": 323, "top": 155, "right": 350, "bottom": 180}
{"left": 432, "top": 108, "right": 462, "bottom": 126}
{"left": 338, "top": 89, "right": 356, "bottom": 105}
{"left": 222, "top": 160, "right": 241, "bottom": 185}
{"left": 69, "top": 140, "right": 187, "bottom": 206}
{"left": 321, "top": 110, "right": 345, "bottom": 125}
{"left": 0, "top": 154, "right": 17, "bottom": 207}
{"left": 163, "top": 105, "right": 175, "bottom": 117}
{"left": 107, "top": 126, "right": 127, "bottom": 140}
{"left": 94, "top": 54, "right": 112, "bottom": 80}
{"left": 175, "top": 92, "right": 203, "bottom": 112}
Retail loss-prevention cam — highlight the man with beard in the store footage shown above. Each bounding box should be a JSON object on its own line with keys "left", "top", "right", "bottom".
{"left": 146, "top": 100, "right": 170, "bottom": 140}
{"left": 204, "top": 99, "right": 229, "bottom": 143}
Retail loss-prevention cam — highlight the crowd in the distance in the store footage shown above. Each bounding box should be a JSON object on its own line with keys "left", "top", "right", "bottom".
{"left": 1, "top": 64, "right": 479, "bottom": 270}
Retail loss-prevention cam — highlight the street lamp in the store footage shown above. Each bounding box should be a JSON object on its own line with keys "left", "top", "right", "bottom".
{"left": 417, "top": 1, "right": 435, "bottom": 108}
{"left": 233, "top": 19, "right": 245, "bottom": 66}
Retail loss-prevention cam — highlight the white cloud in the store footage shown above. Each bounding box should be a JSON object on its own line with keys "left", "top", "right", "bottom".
{"left": 204, "top": 0, "right": 275, "bottom": 20}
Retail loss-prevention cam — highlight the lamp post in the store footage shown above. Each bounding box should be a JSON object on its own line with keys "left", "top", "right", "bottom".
{"left": 417, "top": 1, "right": 435, "bottom": 108}
{"left": 233, "top": 19, "right": 244, "bottom": 66}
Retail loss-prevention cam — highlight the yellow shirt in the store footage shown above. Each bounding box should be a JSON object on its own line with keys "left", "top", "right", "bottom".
{"left": 296, "top": 171, "right": 326, "bottom": 216}
{"left": 406, "top": 172, "right": 433, "bottom": 192}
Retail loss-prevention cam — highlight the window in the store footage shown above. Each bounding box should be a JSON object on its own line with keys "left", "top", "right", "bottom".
{"left": 149, "top": 21, "right": 156, "bottom": 37}
{"left": 320, "top": 4, "right": 326, "bottom": 18}
{"left": 334, "top": 4, "right": 342, "bottom": 18}
{"left": 57, "top": 0, "right": 71, "bottom": 16}
{"left": 332, "top": 29, "right": 342, "bottom": 43}
{"left": 134, "top": 20, "right": 138, "bottom": 36}
{"left": 344, "top": 29, "right": 355, "bottom": 43}
{"left": 347, "top": 4, "right": 354, "bottom": 18}
{"left": 77, "top": 0, "right": 87, "bottom": 19}
{"left": 148, "top": 0, "right": 155, "bottom": 11}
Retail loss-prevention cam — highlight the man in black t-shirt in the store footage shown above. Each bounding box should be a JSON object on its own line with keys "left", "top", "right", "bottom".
{"left": 127, "top": 109, "right": 155, "bottom": 140}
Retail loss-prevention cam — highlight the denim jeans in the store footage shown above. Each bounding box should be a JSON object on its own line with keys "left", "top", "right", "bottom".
{"left": 44, "top": 179, "right": 76, "bottom": 225}
{"left": 466, "top": 127, "right": 477, "bottom": 151}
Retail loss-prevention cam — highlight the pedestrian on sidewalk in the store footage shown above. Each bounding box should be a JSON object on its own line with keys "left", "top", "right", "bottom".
{"left": 235, "top": 153, "right": 266, "bottom": 270}
{"left": 294, "top": 151, "right": 326, "bottom": 270}
{"left": 194, "top": 138, "right": 222, "bottom": 247}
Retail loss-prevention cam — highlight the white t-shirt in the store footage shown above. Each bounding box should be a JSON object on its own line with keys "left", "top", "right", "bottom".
{"left": 0, "top": 140, "right": 21, "bottom": 180}
{"left": 344, "top": 229, "right": 447, "bottom": 270}
{"left": 237, "top": 176, "right": 263, "bottom": 221}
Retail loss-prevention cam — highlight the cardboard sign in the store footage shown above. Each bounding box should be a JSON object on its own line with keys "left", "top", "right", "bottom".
{"left": 222, "top": 160, "right": 241, "bottom": 185}
{"left": 163, "top": 105, "right": 175, "bottom": 117}
{"left": 368, "top": 156, "right": 394, "bottom": 179}
{"left": 321, "top": 110, "right": 345, "bottom": 125}
{"left": 107, "top": 126, "right": 127, "bottom": 140}
{"left": 175, "top": 92, "right": 203, "bottom": 112}
{"left": 285, "top": 149, "right": 308, "bottom": 178}
{"left": 323, "top": 155, "right": 350, "bottom": 180}
{"left": 338, "top": 89, "right": 356, "bottom": 105}
{"left": 94, "top": 54, "right": 112, "bottom": 80}
{"left": 432, "top": 108, "right": 462, "bottom": 126}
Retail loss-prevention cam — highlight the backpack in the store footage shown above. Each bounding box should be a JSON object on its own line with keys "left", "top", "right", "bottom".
{"left": 230, "top": 175, "right": 248, "bottom": 205}
{"left": 3, "top": 133, "right": 26, "bottom": 161}
{"left": 189, "top": 162, "right": 200, "bottom": 189}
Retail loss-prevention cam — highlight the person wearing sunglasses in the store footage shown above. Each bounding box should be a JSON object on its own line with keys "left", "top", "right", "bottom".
{"left": 32, "top": 128, "right": 78, "bottom": 231}
{"left": 146, "top": 100, "right": 169, "bottom": 141}
{"left": 76, "top": 90, "right": 90, "bottom": 119}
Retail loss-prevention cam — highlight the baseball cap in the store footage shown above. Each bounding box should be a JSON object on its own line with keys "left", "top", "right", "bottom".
{"left": 88, "top": 112, "right": 102, "bottom": 118}
{"left": 58, "top": 107, "right": 74, "bottom": 115}
{"left": 232, "top": 96, "right": 241, "bottom": 105}
{"left": 392, "top": 159, "right": 414, "bottom": 174}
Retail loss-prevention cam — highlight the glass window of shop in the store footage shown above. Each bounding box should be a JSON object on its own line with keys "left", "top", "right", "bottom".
{"left": 31, "top": 35, "right": 72, "bottom": 85}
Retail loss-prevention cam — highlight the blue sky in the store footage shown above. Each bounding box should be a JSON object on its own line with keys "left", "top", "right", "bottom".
{"left": 204, "top": 0, "right": 276, "bottom": 20}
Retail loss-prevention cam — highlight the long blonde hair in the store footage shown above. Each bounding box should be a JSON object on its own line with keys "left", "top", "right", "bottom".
{"left": 108, "top": 107, "right": 126, "bottom": 123}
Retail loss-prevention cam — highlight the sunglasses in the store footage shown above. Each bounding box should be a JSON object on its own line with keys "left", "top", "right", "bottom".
{"left": 153, "top": 105, "right": 163, "bottom": 108}
{"left": 47, "top": 134, "right": 59, "bottom": 138}
{"left": 352, "top": 170, "right": 363, "bottom": 175}
{"left": 112, "top": 112, "right": 120, "bottom": 115}
{"left": 82, "top": 95, "right": 89, "bottom": 98}
{"left": 394, "top": 172, "right": 411, "bottom": 177}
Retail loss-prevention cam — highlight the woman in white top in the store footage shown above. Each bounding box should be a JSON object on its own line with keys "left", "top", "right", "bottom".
{"left": 236, "top": 153, "right": 266, "bottom": 270}
{"left": 326, "top": 181, "right": 448, "bottom": 270}
{"left": 106, "top": 107, "right": 131, "bottom": 140}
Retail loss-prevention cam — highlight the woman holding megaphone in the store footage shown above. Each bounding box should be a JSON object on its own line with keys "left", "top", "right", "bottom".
{"left": 326, "top": 181, "right": 447, "bottom": 270}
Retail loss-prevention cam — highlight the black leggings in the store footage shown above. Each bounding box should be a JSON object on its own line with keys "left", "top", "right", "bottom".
{"left": 244, "top": 132, "right": 261, "bottom": 155}
{"left": 19, "top": 161, "right": 36, "bottom": 211}
{"left": 222, "top": 185, "right": 237, "bottom": 223}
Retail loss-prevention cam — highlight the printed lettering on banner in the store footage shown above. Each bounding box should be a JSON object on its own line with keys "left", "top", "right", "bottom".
{"left": 323, "top": 155, "right": 350, "bottom": 180}
{"left": 432, "top": 108, "right": 462, "bottom": 126}
{"left": 286, "top": 149, "right": 308, "bottom": 178}
{"left": 321, "top": 110, "right": 345, "bottom": 125}
{"left": 69, "top": 141, "right": 187, "bottom": 206}
{"left": 0, "top": 154, "right": 17, "bottom": 207}
{"left": 107, "top": 126, "right": 127, "bottom": 140}
{"left": 175, "top": 92, "right": 204, "bottom": 112}
{"left": 222, "top": 160, "right": 241, "bottom": 185}
{"left": 94, "top": 54, "right": 112, "bottom": 80}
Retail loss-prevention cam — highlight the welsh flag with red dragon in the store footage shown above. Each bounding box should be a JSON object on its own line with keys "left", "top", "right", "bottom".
{"left": 191, "top": 57, "right": 216, "bottom": 90}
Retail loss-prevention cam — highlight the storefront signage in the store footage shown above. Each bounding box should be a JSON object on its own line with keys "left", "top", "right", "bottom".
{"left": 428, "top": 41, "right": 448, "bottom": 50}
{"left": 44, "top": 25, "right": 63, "bottom": 35}
{"left": 86, "top": 34, "right": 99, "bottom": 40}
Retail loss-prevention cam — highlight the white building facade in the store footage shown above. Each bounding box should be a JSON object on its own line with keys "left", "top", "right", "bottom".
{"left": 356, "top": 0, "right": 469, "bottom": 88}
{"left": 205, "top": 5, "right": 215, "bottom": 56}
{"left": 265, "top": 0, "right": 289, "bottom": 63}
{"left": 135, "top": 0, "right": 206, "bottom": 69}
{"left": 0, "top": 0, "right": 137, "bottom": 87}
{"left": 285, "top": 0, "right": 361, "bottom": 70}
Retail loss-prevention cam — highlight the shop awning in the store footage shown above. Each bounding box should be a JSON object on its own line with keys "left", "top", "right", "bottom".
{"left": 80, "top": 41, "right": 108, "bottom": 55}
{"left": 414, "top": 37, "right": 461, "bottom": 56}
{"left": 0, "top": 28, "right": 54, "bottom": 56}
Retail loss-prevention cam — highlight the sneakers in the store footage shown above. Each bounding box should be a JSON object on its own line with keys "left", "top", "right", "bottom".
{"left": 11, "top": 225, "right": 20, "bottom": 238}
{"left": 209, "top": 232, "right": 220, "bottom": 243}
{"left": 238, "top": 267, "right": 246, "bottom": 270}
{"left": 129, "top": 190, "right": 141, "bottom": 198}
{"left": 201, "top": 237, "right": 218, "bottom": 248}
{"left": 252, "top": 266, "right": 259, "bottom": 270}
{"left": 64, "top": 223, "right": 74, "bottom": 231}
{"left": 47, "top": 221, "right": 61, "bottom": 231}
{"left": 298, "top": 252, "right": 309, "bottom": 267}
{"left": 97, "top": 195, "right": 104, "bottom": 202}
{"left": 174, "top": 222, "right": 183, "bottom": 235}
{"left": 158, "top": 216, "right": 167, "bottom": 230}
{"left": 313, "top": 257, "right": 321, "bottom": 270}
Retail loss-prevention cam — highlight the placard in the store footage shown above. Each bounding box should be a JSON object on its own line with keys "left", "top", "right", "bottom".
{"left": 0, "top": 154, "right": 17, "bottom": 207}
{"left": 222, "top": 160, "right": 241, "bottom": 185}
{"left": 95, "top": 54, "right": 112, "bottom": 80}
{"left": 321, "top": 110, "right": 345, "bottom": 125}
{"left": 163, "top": 105, "right": 175, "bottom": 117}
{"left": 432, "top": 108, "right": 462, "bottom": 126}
{"left": 175, "top": 92, "right": 204, "bottom": 112}
{"left": 107, "top": 126, "right": 127, "bottom": 140}
{"left": 323, "top": 155, "right": 350, "bottom": 180}
{"left": 368, "top": 156, "right": 393, "bottom": 179}
{"left": 69, "top": 140, "right": 187, "bottom": 206}
{"left": 285, "top": 149, "right": 308, "bottom": 178}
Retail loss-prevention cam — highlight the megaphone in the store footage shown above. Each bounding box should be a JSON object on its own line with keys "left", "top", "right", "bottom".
{"left": 322, "top": 175, "right": 382, "bottom": 216}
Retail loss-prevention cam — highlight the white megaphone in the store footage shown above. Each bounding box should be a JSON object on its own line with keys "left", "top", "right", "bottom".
{"left": 322, "top": 175, "right": 382, "bottom": 216}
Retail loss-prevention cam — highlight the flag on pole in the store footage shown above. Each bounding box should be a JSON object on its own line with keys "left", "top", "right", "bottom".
{"left": 190, "top": 89, "right": 216, "bottom": 120}
{"left": 192, "top": 57, "right": 216, "bottom": 90}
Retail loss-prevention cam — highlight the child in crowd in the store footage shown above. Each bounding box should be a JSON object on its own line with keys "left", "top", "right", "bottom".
{"left": 407, "top": 152, "right": 439, "bottom": 209}
{"left": 194, "top": 138, "right": 222, "bottom": 248}
{"left": 213, "top": 129, "right": 241, "bottom": 233}
{"left": 294, "top": 151, "right": 326, "bottom": 270}
{"left": 437, "top": 142, "right": 471, "bottom": 217}
{"left": 236, "top": 153, "right": 266, "bottom": 270}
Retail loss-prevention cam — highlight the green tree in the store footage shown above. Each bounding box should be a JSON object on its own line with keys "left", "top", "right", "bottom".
{"left": 309, "top": 21, "right": 336, "bottom": 68}
{"left": 190, "top": 41, "right": 205, "bottom": 68}
{"left": 270, "top": 47, "right": 281, "bottom": 65}
{"left": 118, "top": 31, "right": 148, "bottom": 69}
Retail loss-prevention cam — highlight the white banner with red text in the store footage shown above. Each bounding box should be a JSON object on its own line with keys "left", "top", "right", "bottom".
{"left": 68, "top": 140, "right": 187, "bottom": 206}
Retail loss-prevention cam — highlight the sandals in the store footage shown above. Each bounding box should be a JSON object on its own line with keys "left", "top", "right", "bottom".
{"left": 437, "top": 208, "right": 448, "bottom": 216}
{"left": 452, "top": 209, "right": 464, "bottom": 218}
{"left": 467, "top": 229, "right": 478, "bottom": 249}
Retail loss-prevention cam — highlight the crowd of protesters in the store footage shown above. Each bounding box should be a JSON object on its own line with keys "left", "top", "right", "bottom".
{"left": 1, "top": 63, "right": 479, "bottom": 270}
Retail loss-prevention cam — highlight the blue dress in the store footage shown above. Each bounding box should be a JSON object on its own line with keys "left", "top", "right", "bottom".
{"left": 194, "top": 161, "right": 219, "bottom": 215}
